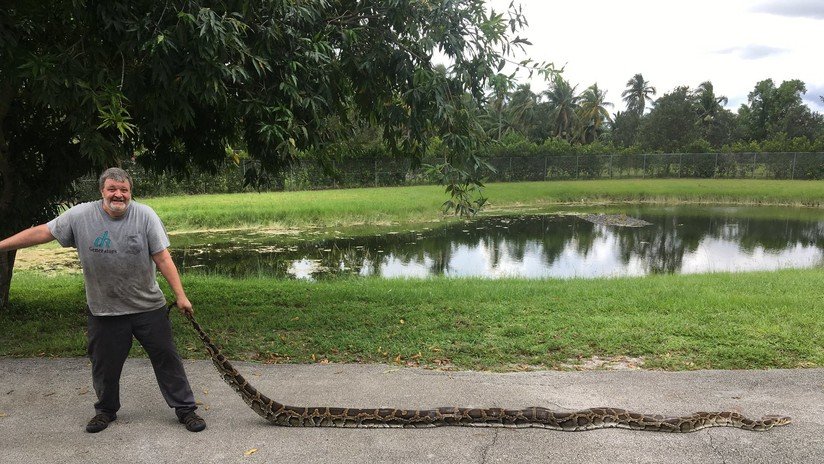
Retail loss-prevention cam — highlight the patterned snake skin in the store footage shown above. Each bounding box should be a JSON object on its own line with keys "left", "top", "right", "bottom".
{"left": 183, "top": 311, "right": 791, "bottom": 432}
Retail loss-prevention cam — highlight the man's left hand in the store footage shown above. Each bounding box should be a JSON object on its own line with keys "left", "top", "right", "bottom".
{"left": 175, "top": 296, "right": 194, "bottom": 316}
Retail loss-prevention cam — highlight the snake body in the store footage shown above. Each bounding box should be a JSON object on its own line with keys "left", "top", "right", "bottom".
{"left": 185, "top": 313, "right": 790, "bottom": 432}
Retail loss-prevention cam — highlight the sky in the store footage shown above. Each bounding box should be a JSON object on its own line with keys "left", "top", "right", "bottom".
{"left": 487, "top": 0, "right": 824, "bottom": 114}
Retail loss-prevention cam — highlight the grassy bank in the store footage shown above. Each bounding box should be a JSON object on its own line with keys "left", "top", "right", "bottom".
{"left": 142, "top": 179, "right": 824, "bottom": 232}
{"left": 3, "top": 269, "right": 822, "bottom": 371}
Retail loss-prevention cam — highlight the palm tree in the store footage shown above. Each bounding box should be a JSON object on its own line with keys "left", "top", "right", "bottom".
{"left": 486, "top": 73, "right": 514, "bottom": 141}
{"left": 692, "top": 81, "right": 728, "bottom": 123}
{"left": 542, "top": 75, "right": 580, "bottom": 141}
{"left": 506, "top": 84, "right": 539, "bottom": 138}
{"left": 577, "top": 83, "right": 613, "bottom": 143}
{"left": 692, "top": 81, "right": 731, "bottom": 146}
{"left": 621, "top": 73, "right": 656, "bottom": 116}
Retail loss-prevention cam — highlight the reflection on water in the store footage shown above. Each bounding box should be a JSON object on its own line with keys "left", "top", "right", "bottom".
{"left": 170, "top": 206, "right": 824, "bottom": 280}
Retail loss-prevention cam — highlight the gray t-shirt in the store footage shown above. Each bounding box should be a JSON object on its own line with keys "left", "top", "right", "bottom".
{"left": 47, "top": 200, "right": 170, "bottom": 316}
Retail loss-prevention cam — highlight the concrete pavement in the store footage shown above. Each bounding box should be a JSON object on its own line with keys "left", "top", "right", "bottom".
{"left": 0, "top": 358, "right": 821, "bottom": 463}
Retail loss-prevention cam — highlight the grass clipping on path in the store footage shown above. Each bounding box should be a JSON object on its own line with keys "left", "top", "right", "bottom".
{"left": 3, "top": 269, "right": 822, "bottom": 371}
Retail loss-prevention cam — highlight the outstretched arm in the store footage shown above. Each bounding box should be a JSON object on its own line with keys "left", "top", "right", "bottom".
{"left": 0, "top": 224, "right": 55, "bottom": 252}
{"left": 152, "top": 248, "right": 193, "bottom": 315}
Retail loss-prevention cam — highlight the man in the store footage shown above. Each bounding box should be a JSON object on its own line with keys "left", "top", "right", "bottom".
{"left": 0, "top": 167, "right": 206, "bottom": 433}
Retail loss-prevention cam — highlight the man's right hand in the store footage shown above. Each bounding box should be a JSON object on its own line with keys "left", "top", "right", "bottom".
{"left": 0, "top": 224, "right": 56, "bottom": 252}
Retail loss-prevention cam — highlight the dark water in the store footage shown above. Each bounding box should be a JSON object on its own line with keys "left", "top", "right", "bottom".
{"left": 170, "top": 206, "right": 824, "bottom": 279}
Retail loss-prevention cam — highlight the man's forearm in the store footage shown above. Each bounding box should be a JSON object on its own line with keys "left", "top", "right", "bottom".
{"left": 152, "top": 249, "right": 187, "bottom": 300}
{"left": 161, "top": 264, "right": 187, "bottom": 301}
{"left": 153, "top": 249, "right": 193, "bottom": 314}
{"left": 0, "top": 224, "right": 55, "bottom": 252}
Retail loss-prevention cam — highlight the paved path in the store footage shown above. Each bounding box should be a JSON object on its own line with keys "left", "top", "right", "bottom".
{"left": 0, "top": 358, "right": 821, "bottom": 463}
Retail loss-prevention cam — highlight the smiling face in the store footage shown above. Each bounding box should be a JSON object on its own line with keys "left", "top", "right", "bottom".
{"left": 100, "top": 178, "right": 132, "bottom": 218}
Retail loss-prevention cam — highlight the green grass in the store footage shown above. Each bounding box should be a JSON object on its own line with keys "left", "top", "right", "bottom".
{"left": 484, "top": 179, "right": 824, "bottom": 207}
{"left": 2, "top": 269, "right": 822, "bottom": 371}
{"left": 142, "top": 179, "right": 824, "bottom": 232}
{"left": 143, "top": 184, "right": 448, "bottom": 232}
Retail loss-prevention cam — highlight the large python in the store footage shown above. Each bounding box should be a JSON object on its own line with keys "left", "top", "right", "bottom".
{"left": 182, "top": 310, "right": 791, "bottom": 432}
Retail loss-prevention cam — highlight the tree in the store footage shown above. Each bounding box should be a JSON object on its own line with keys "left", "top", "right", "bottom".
{"left": 542, "top": 75, "right": 580, "bottom": 141}
{"left": 621, "top": 73, "right": 656, "bottom": 116}
{"left": 738, "top": 79, "right": 778, "bottom": 141}
{"left": 611, "top": 111, "right": 641, "bottom": 148}
{"left": 692, "top": 81, "right": 728, "bottom": 123}
{"left": 506, "top": 83, "right": 543, "bottom": 141}
{"left": 738, "top": 79, "right": 822, "bottom": 141}
{"left": 0, "top": 0, "right": 543, "bottom": 308}
{"left": 692, "top": 81, "right": 735, "bottom": 147}
{"left": 638, "top": 86, "right": 700, "bottom": 152}
{"left": 486, "top": 73, "right": 515, "bottom": 141}
{"left": 576, "top": 83, "right": 613, "bottom": 143}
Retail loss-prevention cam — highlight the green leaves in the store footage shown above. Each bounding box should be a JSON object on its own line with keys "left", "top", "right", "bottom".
{"left": 622, "top": 73, "right": 657, "bottom": 116}
{"left": 740, "top": 78, "right": 819, "bottom": 141}
{"left": 2, "top": 0, "right": 545, "bottom": 234}
{"left": 425, "top": 149, "right": 494, "bottom": 218}
{"left": 87, "top": 86, "right": 136, "bottom": 137}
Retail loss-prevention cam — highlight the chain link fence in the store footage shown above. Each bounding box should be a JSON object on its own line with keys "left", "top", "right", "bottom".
{"left": 487, "top": 152, "right": 824, "bottom": 181}
{"left": 73, "top": 152, "right": 824, "bottom": 200}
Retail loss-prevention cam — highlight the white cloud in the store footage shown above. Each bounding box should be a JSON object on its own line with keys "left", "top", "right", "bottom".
{"left": 716, "top": 45, "right": 788, "bottom": 60}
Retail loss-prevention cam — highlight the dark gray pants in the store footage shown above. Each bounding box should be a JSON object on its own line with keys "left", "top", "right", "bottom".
{"left": 87, "top": 306, "right": 196, "bottom": 419}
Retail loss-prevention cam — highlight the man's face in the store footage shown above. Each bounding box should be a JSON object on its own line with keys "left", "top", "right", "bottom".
{"left": 100, "top": 179, "right": 132, "bottom": 217}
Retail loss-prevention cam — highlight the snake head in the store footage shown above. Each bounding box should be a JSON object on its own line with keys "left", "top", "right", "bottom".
{"left": 762, "top": 415, "right": 792, "bottom": 426}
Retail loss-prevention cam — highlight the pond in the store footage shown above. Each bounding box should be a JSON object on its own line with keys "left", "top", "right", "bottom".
{"left": 170, "top": 206, "right": 824, "bottom": 280}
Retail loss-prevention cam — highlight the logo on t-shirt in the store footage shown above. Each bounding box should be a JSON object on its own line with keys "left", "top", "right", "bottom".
{"left": 89, "top": 231, "right": 117, "bottom": 254}
{"left": 94, "top": 231, "right": 111, "bottom": 248}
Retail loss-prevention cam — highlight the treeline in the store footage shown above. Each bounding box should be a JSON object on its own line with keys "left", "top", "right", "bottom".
{"left": 483, "top": 132, "right": 824, "bottom": 159}
{"left": 335, "top": 75, "right": 824, "bottom": 159}
{"left": 106, "top": 74, "right": 824, "bottom": 198}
